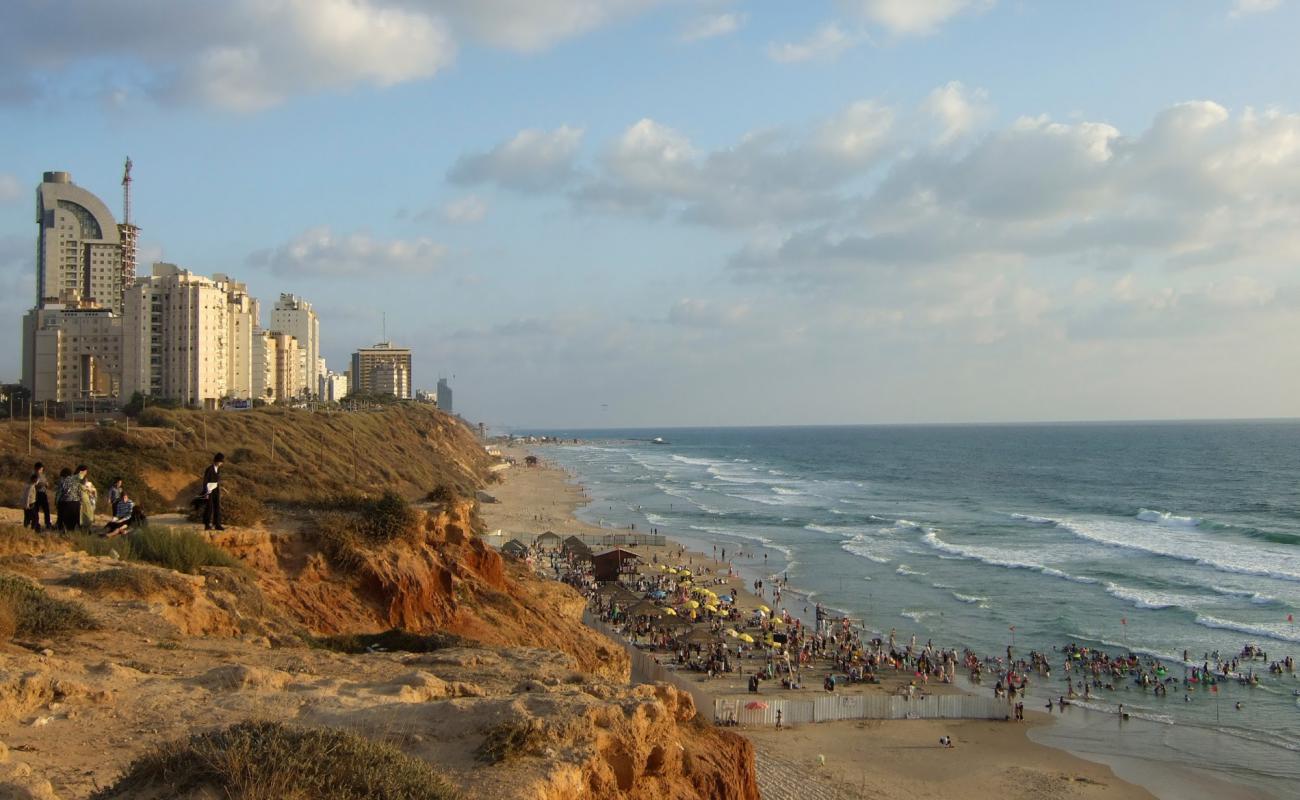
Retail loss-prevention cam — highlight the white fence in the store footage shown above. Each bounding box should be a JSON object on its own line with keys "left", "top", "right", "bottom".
{"left": 583, "top": 611, "right": 1011, "bottom": 726}
{"left": 714, "top": 692, "right": 1010, "bottom": 727}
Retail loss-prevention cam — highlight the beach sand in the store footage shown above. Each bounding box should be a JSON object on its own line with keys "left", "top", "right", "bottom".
{"left": 480, "top": 445, "right": 1158, "bottom": 800}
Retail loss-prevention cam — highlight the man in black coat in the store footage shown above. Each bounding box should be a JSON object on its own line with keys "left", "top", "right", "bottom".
{"left": 202, "top": 452, "right": 225, "bottom": 531}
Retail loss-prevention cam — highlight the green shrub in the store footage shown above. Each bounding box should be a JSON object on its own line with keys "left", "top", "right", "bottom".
{"left": 0, "top": 573, "right": 97, "bottom": 637}
{"left": 306, "top": 628, "right": 466, "bottom": 654}
{"left": 69, "top": 527, "right": 242, "bottom": 574}
{"left": 91, "top": 721, "right": 461, "bottom": 800}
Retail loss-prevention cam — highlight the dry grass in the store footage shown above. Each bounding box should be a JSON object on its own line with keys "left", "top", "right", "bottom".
{"left": 91, "top": 720, "right": 462, "bottom": 800}
{"left": 476, "top": 719, "right": 551, "bottom": 764}
{"left": 61, "top": 564, "right": 191, "bottom": 599}
{"left": 0, "top": 405, "right": 489, "bottom": 515}
{"left": 0, "top": 572, "right": 98, "bottom": 638}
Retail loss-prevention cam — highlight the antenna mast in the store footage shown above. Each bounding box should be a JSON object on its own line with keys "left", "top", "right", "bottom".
{"left": 118, "top": 156, "right": 139, "bottom": 293}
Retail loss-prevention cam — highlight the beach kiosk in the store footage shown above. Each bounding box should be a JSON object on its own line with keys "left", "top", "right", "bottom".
{"left": 591, "top": 547, "right": 642, "bottom": 582}
{"left": 501, "top": 539, "right": 529, "bottom": 559}
{"left": 534, "top": 531, "right": 562, "bottom": 550}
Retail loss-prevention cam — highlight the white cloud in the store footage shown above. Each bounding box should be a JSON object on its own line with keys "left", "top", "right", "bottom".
{"left": 767, "top": 23, "right": 856, "bottom": 63}
{"left": 248, "top": 227, "right": 447, "bottom": 276}
{"left": 678, "top": 12, "right": 746, "bottom": 43}
{"left": 1230, "top": 0, "right": 1283, "bottom": 16}
{"left": 922, "top": 81, "right": 990, "bottom": 144}
{"left": 0, "top": 174, "right": 21, "bottom": 204}
{"left": 0, "top": 0, "right": 672, "bottom": 109}
{"left": 840, "top": 0, "right": 987, "bottom": 35}
{"left": 441, "top": 195, "right": 489, "bottom": 224}
{"left": 572, "top": 102, "right": 894, "bottom": 227}
{"left": 433, "top": 0, "right": 671, "bottom": 51}
{"left": 667, "top": 298, "right": 750, "bottom": 327}
{"left": 448, "top": 125, "right": 585, "bottom": 191}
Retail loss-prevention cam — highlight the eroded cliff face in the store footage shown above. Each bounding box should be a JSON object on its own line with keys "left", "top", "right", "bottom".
{"left": 0, "top": 540, "right": 758, "bottom": 800}
{"left": 217, "top": 501, "right": 629, "bottom": 681}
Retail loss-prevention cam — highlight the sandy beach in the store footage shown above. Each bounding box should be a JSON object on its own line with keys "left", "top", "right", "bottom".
{"left": 479, "top": 445, "right": 1159, "bottom": 800}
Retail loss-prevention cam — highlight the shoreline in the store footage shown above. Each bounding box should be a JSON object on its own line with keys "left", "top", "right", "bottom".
{"left": 480, "top": 445, "right": 1176, "bottom": 800}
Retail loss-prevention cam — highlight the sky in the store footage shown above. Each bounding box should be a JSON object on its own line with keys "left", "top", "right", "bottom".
{"left": 1, "top": 0, "right": 1298, "bottom": 429}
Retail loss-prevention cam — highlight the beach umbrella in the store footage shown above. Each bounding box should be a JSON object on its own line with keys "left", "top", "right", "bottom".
{"left": 757, "top": 604, "right": 770, "bottom": 613}
{"left": 739, "top": 633, "right": 755, "bottom": 643}
{"left": 666, "top": 567, "right": 679, "bottom": 574}
{"left": 720, "top": 595, "right": 734, "bottom": 603}
{"left": 683, "top": 600, "right": 700, "bottom": 609}
{"left": 664, "top": 608, "right": 676, "bottom": 616}
{"left": 745, "top": 701, "right": 768, "bottom": 710}
{"left": 771, "top": 618, "right": 785, "bottom": 627}
{"left": 724, "top": 629, "right": 739, "bottom": 638}
{"left": 648, "top": 590, "right": 667, "bottom": 599}
{"left": 704, "top": 604, "right": 719, "bottom": 613}
{"left": 679, "top": 569, "right": 692, "bottom": 577}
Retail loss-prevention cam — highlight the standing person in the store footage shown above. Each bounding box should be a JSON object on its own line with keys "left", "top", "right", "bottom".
{"left": 202, "top": 453, "right": 225, "bottom": 531}
{"left": 107, "top": 478, "right": 124, "bottom": 511}
{"left": 56, "top": 466, "right": 85, "bottom": 533}
{"left": 33, "top": 462, "right": 52, "bottom": 531}
{"left": 80, "top": 473, "right": 98, "bottom": 529}
{"left": 22, "top": 474, "right": 39, "bottom": 530}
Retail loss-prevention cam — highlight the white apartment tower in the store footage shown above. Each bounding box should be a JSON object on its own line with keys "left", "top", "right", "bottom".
{"left": 122, "top": 263, "right": 258, "bottom": 407}
{"left": 21, "top": 305, "right": 123, "bottom": 404}
{"left": 35, "top": 171, "right": 127, "bottom": 315}
{"left": 271, "top": 294, "right": 319, "bottom": 398}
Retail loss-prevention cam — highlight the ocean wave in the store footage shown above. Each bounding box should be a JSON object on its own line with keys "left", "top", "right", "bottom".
{"left": 920, "top": 531, "right": 1097, "bottom": 585}
{"left": 1208, "top": 585, "right": 1280, "bottom": 606}
{"left": 895, "top": 564, "right": 926, "bottom": 577}
{"left": 950, "top": 591, "right": 988, "bottom": 606}
{"left": 1010, "top": 513, "right": 1058, "bottom": 525}
{"left": 1104, "top": 583, "right": 1187, "bottom": 610}
{"left": 1066, "top": 699, "right": 1175, "bottom": 725}
{"left": 900, "top": 609, "right": 938, "bottom": 624}
{"left": 772, "top": 486, "right": 803, "bottom": 496}
{"left": 840, "top": 533, "right": 891, "bottom": 564}
{"left": 1136, "top": 508, "right": 1202, "bottom": 527}
{"left": 683, "top": 523, "right": 795, "bottom": 561}
{"left": 670, "top": 455, "right": 716, "bottom": 467}
{"left": 1193, "top": 614, "right": 1300, "bottom": 645}
{"left": 1058, "top": 518, "right": 1300, "bottom": 583}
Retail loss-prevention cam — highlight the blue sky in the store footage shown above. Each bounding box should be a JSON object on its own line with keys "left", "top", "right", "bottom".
{"left": 2, "top": 0, "right": 1298, "bottom": 427}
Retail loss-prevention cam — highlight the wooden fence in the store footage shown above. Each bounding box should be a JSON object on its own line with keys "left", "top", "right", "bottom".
{"left": 583, "top": 612, "right": 1011, "bottom": 726}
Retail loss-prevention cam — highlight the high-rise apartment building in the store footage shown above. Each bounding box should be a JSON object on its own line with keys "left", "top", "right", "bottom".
{"left": 35, "top": 171, "right": 128, "bottom": 315}
{"left": 121, "top": 263, "right": 258, "bottom": 407}
{"left": 319, "top": 370, "right": 348, "bottom": 402}
{"left": 436, "top": 377, "right": 453, "bottom": 414}
{"left": 252, "top": 330, "right": 302, "bottom": 404}
{"left": 350, "top": 342, "right": 413, "bottom": 399}
{"left": 271, "top": 294, "right": 319, "bottom": 398}
{"left": 20, "top": 304, "right": 123, "bottom": 404}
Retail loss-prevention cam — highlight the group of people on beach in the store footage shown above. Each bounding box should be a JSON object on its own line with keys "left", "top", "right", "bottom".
{"left": 20, "top": 461, "right": 143, "bottom": 537}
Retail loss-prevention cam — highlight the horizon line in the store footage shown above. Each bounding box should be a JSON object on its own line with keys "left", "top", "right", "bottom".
{"left": 504, "top": 414, "right": 1300, "bottom": 432}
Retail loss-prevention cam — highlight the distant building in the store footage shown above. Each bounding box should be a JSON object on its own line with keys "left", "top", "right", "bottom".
{"left": 319, "top": 370, "right": 348, "bottom": 402}
{"left": 271, "top": 294, "right": 319, "bottom": 398}
{"left": 34, "top": 171, "right": 128, "bottom": 315}
{"left": 121, "top": 263, "right": 258, "bottom": 408}
{"left": 350, "top": 341, "right": 412, "bottom": 399}
{"left": 252, "top": 330, "right": 301, "bottom": 404}
{"left": 20, "top": 304, "right": 123, "bottom": 404}
{"left": 436, "top": 377, "right": 453, "bottom": 414}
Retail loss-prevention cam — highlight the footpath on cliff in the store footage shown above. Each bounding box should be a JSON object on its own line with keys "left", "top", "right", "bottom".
{"left": 0, "top": 405, "right": 758, "bottom": 800}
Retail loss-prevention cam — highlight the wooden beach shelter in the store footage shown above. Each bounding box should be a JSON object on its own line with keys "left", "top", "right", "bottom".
{"left": 563, "top": 536, "right": 593, "bottom": 560}
{"left": 591, "top": 547, "right": 642, "bottom": 582}
{"left": 684, "top": 625, "right": 718, "bottom": 645}
{"left": 534, "top": 531, "right": 562, "bottom": 549}
{"left": 628, "top": 600, "right": 665, "bottom": 618}
{"left": 501, "top": 539, "right": 529, "bottom": 559}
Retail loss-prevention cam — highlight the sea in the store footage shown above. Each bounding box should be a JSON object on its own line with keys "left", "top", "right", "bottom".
{"left": 523, "top": 422, "right": 1300, "bottom": 799}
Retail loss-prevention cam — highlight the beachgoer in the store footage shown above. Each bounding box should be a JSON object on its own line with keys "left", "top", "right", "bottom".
{"left": 33, "top": 462, "right": 52, "bottom": 530}
{"left": 80, "top": 475, "right": 98, "bottom": 529}
{"left": 56, "top": 466, "right": 85, "bottom": 533}
{"left": 105, "top": 491, "right": 135, "bottom": 538}
{"left": 107, "top": 478, "right": 124, "bottom": 511}
{"left": 22, "top": 474, "right": 39, "bottom": 530}
{"left": 202, "top": 453, "right": 225, "bottom": 531}
{"left": 775, "top": 709, "right": 782, "bottom": 730}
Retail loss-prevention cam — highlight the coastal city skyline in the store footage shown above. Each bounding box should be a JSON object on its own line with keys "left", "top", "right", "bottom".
{"left": 2, "top": 1, "right": 1299, "bottom": 427}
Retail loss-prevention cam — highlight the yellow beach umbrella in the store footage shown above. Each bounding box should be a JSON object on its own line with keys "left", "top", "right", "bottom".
{"left": 679, "top": 569, "right": 692, "bottom": 577}
{"left": 666, "top": 567, "right": 678, "bottom": 574}
{"left": 683, "top": 599, "right": 699, "bottom": 609}
{"left": 664, "top": 608, "right": 676, "bottom": 615}
{"left": 757, "top": 604, "right": 771, "bottom": 614}
{"left": 724, "top": 628, "right": 739, "bottom": 638}
{"left": 739, "top": 633, "right": 755, "bottom": 644}
{"left": 771, "top": 618, "right": 785, "bottom": 627}
{"left": 704, "top": 604, "right": 719, "bottom": 613}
